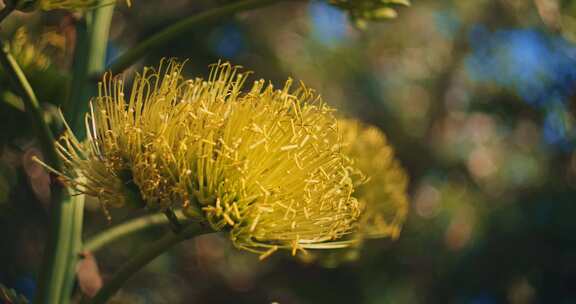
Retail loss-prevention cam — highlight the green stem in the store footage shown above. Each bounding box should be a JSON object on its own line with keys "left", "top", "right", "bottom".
{"left": 103, "top": 0, "right": 279, "bottom": 76}
{"left": 0, "top": 32, "right": 71, "bottom": 304}
{"left": 59, "top": 195, "right": 86, "bottom": 304}
{"left": 84, "top": 224, "right": 211, "bottom": 304}
{"left": 164, "top": 208, "right": 183, "bottom": 233}
{"left": 64, "top": 2, "right": 116, "bottom": 137}
{"left": 55, "top": 3, "right": 116, "bottom": 303}
{"left": 83, "top": 210, "right": 186, "bottom": 253}
{"left": 36, "top": 192, "right": 74, "bottom": 304}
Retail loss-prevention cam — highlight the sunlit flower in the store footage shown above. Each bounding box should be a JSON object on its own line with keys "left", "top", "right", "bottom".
{"left": 48, "top": 60, "right": 366, "bottom": 257}
{"left": 339, "top": 118, "right": 408, "bottom": 240}
{"left": 46, "top": 61, "right": 186, "bottom": 215}
{"left": 328, "top": 0, "right": 410, "bottom": 27}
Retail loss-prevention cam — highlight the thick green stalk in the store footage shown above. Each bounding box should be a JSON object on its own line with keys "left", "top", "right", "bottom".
{"left": 59, "top": 194, "right": 86, "bottom": 303}
{"left": 35, "top": 192, "right": 74, "bottom": 304}
{"left": 56, "top": 3, "right": 116, "bottom": 303}
{"left": 64, "top": 3, "right": 116, "bottom": 137}
{"left": 103, "top": 0, "right": 278, "bottom": 75}
{"left": 83, "top": 210, "right": 186, "bottom": 253}
{"left": 83, "top": 224, "right": 211, "bottom": 304}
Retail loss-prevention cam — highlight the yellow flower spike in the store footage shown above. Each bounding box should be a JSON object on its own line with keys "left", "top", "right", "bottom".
{"left": 47, "top": 60, "right": 186, "bottom": 215}
{"left": 173, "top": 62, "right": 362, "bottom": 255}
{"left": 338, "top": 118, "right": 409, "bottom": 241}
{"left": 50, "top": 59, "right": 366, "bottom": 257}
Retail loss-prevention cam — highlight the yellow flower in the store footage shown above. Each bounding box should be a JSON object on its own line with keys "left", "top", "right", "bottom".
{"left": 297, "top": 119, "right": 408, "bottom": 266}
{"left": 339, "top": 118, "right": 409, "bottom": 241}
{"left": 51, "top": 60, "right": 364, "bottom": 257}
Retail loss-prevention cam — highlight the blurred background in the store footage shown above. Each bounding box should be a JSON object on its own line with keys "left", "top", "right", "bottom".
{"left": 2, "top": 0, "right": 576, "bottom": 303}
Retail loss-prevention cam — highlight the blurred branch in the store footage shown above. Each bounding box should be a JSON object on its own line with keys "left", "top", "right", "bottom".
{"left": 83, "top": 223, "right": 212, "bottom": 304}
{"left": 0, "top": 283, "right": 29, "bottom": 304}
{"left": 101, "top": 0, "right": 280, "bottom": 76}
{"left": 83, "top": 210, "right": 187, "bottom": 253}
{"left": 0, "top": 3, "right": 15, "bottom": 24}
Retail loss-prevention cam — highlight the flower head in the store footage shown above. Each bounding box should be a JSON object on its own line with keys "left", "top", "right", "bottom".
{"left": 52, "top": 60, "right": 365, "bottom": 257}
{"left": 339, "top": 118, "right": 408, "bottom": 240}
{"left": 298, "top": 119, "right": 408, "bottom": 266}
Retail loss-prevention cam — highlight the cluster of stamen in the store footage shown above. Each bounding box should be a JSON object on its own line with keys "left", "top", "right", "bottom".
{"left": 53, "top": 60, "right": 369, "bottom": 257}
